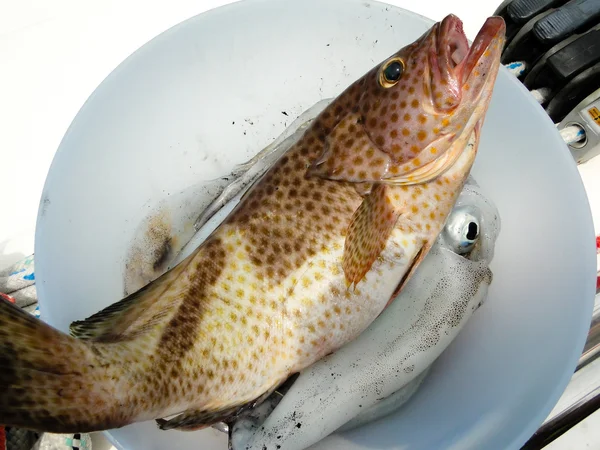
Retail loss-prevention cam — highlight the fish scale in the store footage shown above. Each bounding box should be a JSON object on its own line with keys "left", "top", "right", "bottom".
{"left": 0, "top": 13, "right": 505, "bottom": 435}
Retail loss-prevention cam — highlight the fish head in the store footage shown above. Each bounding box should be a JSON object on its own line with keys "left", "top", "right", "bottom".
{"left": 309, "top": 15, "right": 506, "bottom": 184}
{"left": 361, "top": 14, "right": 506, "bottom": 180}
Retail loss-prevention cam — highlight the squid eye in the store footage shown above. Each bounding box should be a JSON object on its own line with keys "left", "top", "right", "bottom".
{"left": 379, "top": 58, "right": 405, "bottom": 88}
{"left": 443, "top": 206, "right": 481, "bottom": 255}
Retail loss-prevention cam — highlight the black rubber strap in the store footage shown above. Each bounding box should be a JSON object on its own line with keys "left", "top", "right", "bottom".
{"left": 548, "top": 28, "right": 600, "bottom": 81}
{"left": 508, "top": 0, "right": 568, "bottom": 22}
{"left": 533, "top": 0, "right": 600, "bottom": 44}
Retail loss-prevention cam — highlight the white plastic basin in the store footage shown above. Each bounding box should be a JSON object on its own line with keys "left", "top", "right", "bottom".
{"left": 34, "top": 0, "right": 596, "bottom": 449}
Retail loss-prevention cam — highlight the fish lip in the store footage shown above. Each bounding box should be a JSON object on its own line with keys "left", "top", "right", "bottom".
{"left": 438, "top": 14, "right": 469, "bottom": 71}
{"left": 431, "top": 14, "right": 469, "bottom": 99}
{"left": 459, "top": 16, "right": 506, "bottom": 86}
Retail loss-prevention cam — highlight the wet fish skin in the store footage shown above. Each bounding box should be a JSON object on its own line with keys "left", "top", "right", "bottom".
{"left": 233, "top": 174, "right": 501, "bottom": 450}
{"left": 0, "top": 14, "right": 504, "bottom": 434}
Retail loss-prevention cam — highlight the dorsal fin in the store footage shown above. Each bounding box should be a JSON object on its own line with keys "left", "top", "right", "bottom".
{"left": 69, "top": 255, "right": 194, "bottom": 342}
{"left": 69, "top": 285, "right": 152, "bottom": 341}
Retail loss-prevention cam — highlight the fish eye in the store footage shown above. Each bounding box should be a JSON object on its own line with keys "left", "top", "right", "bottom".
{"left": 443, "top": 206, "right": 481, "bottom": 255}
{"left": 379, "top": 58, "right": 405, "bottom": 88}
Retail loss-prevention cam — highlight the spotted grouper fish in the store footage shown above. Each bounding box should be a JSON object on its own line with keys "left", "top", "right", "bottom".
{"left": 0, "top": 14, "right": 505, "bottom": 434}
{"left": 229, "top": 176, "right": 502, "bottom": 450}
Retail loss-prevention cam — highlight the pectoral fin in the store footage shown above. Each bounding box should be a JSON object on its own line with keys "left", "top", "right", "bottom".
{"left": 343, "top": 184, "right": 400, "bottom": 286}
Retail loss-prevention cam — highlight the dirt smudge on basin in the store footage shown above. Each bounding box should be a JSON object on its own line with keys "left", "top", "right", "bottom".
{"left": 124, "top": 207, "right": 179, "bottom": 295}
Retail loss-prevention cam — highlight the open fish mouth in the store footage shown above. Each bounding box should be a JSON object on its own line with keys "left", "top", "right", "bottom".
{"left": 435, "top": 15, "right": 505, "bottom": 90}
{"left": 439, "top": 14, "right": 470, "bottom": 69}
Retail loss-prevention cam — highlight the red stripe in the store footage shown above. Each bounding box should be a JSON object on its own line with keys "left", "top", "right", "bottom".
{"left": 0, "top": 293, "right": 14, "bottom": 303}
{"left": 0, "top": 426, "right": 6, "bottom": 450}
{"left": 597, "top": 236, "right": 600, "bottom": 290}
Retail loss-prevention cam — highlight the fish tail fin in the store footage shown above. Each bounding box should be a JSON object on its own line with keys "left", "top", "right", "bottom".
{"left": 0, "top": 298, "right": 132, "bottom": 433}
